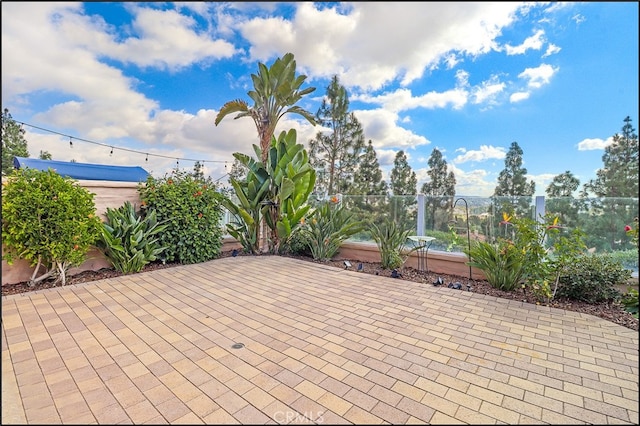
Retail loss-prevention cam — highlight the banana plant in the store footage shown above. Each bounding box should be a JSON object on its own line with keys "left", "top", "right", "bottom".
{"left": 222, "top": 152, "right": 270, "bottom": 254}
{"left": 261, "top": 129, "right": 316, "bottom": 253}
{"left": 224, "top": 129, "right": 316, "bottom": 254}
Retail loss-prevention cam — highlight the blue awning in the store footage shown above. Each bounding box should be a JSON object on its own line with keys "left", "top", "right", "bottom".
{"left": 13, "top": 157, "right": 150, "bottom": 182}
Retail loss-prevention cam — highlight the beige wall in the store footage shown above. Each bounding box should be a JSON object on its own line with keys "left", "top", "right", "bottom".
{"left": 336, "top": 241, "right": 486, "bottom": 280}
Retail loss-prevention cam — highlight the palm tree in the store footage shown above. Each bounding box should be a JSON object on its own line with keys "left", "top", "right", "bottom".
{"left": 214, "top": 52, "right": 317, "bottom": 163}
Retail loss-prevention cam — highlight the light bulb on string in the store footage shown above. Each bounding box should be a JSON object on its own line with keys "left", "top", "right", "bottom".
{"left": 145, "top": 153, "right": 148, "bottom": 162}
{"left": 110, "top": 147, "right": 113, "bottom": 156}
{"left": 69, "top": 137, "right": 73, "bottom": 148}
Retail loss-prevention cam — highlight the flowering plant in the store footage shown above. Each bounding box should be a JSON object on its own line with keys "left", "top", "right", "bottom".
{"left": 625, "top": 217, "right": 639, "bottom": 250}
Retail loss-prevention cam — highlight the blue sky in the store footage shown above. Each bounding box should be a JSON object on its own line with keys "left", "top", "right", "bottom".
{"left": 2, "top": 2, "right": 638, "bottom": 196}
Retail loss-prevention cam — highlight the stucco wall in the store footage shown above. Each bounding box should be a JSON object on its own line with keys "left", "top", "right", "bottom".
{"left": 336, "top": 241, "right": 486, "bottom": 280}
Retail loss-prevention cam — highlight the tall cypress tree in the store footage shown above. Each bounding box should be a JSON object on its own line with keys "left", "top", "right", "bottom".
{"left": 308, "top": 75, "right": 365, "bottom": 196}
{"left": 421, "top": 148, "right": 456, "bottom": 231}
{"left": 390, "top": 150, "right": 418, "bottom": 231}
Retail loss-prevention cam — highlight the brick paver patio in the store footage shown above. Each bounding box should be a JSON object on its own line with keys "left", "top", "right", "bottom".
{"left": 2, "top": 255, "right": 638, "bottom": 424}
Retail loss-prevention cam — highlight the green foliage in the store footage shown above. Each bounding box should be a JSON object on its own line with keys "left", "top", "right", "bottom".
{"left": 1, "top": 168, "right": 102, "bottom": 285}
{"left": 281, "top": 227, "right": 312, "bottom": 256}
{"left": 308, "top": 75, "right": 365, "bottom": 195}
{"left": 222, "top": 154, "right": 269, "bottom": 254}
{"left": 465, "top": 240, "right": 525, "bottom": 291}
{"left": 97, "top": 201, "right": 169, "bottom": 274}
{"left": 2, "top": 108, "right": 29, "bottom": 175}
{"left": 263, "top": 129, "right": 316, "bottom": 253}
{"left": 607, "top": 248, "right": 638, "bottom": 271}
{"left": 621, "top": 287, "right": 639, "bottom": 318}
{"left": 138, "top": 170, "right": 225, "bottom": 264}
{"left": 369, "top": 217, "right": 418, "bottom": 270}
{"left": 421, "top": 148, "right": 456, "bottom": 232}
{"left": 555, "top": 253, "right": 631, "bottom": 303}
{"left": 224, "top": 129, "right": 316, "bottom": 254}
{"left": 299, "top": 200, "right": 364, "bottom": 261}
{"left": 215, "top": 52, "right": 316, "bottom": 164}
{"left": 584, "top": 116, "right": 638, "bottom": 198}
{"left": 466, "top": 212, "right": 587, "bottom": 297}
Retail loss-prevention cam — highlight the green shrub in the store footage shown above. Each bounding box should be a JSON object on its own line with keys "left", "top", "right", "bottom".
{"left": 281, "top": 227, "right": 312, "bottom": 256}
{"left": 621, "top": 287, "right": 639, "bottom": 318}
{"left": 556, "top": 253, "right": 631, "bottom": 303}
{"left": 98, "top": 201, "right": 169, "bottom": 273}
{"left": 465, "top": 240, "right": 525, "bottom": 291}
{"left": 299, "top": 201, "right": 364, "bottom": 261}
{"left": 138, "top": 170, "right": 225, "bottom": 264}
{"left": 607, "top": 249, "right": 638, "bottom": 272}
{"left": 1, "top": 168, "right": 102, "bottom": 286}
{"left": 370, "top": 217, "right": 417, "bottom": 270}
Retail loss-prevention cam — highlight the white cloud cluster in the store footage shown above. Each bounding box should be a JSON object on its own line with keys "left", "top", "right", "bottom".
{"left": 2, "top": 1, "right": 614, "bottom": 197}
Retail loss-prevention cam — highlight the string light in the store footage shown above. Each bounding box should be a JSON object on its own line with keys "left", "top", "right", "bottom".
{"left": 15, "top": 120, "right": 230, "bottom": 167}
{"left": 110, "top": 146, "right": 113, "bottom": 156}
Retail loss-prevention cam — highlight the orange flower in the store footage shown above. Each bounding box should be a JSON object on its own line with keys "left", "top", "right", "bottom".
{"left": 330, "top": 195, "right": 339, "bottom": 204}
{"left": 547, "top": 217, "right": 561, "bottom": 230}
{"left": 197, "top": 213, "right": 203, "bottom": 219}
{"left": 500, "top": 212, "right": 512, "bottom": 225}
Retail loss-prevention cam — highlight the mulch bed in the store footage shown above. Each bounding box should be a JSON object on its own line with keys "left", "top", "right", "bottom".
{"left": 3, "top": 251, "right": 638, "bottom": 331}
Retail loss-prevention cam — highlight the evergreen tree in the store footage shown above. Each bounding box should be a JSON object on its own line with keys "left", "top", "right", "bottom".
{"left": 192, "top": 161, "right": 205, "bottom": 181}
{"left": 349, "top": 140, "right": 388, "bottom": 226}
{"left": 308, "top": 75, "right": 365, "bottom": 196}
{"left": 584, "top": 116, "right": 639, "bottom": 198}
{"left": 390, "top": 150, "right": 418, "bottom": 231}
{"left": 581, "top": 116, "right": 639, "bottom": 251}
{"left": 351, "top": 140, "right": 388, "bottom": 196}
{"left": 545, "top": 170, "right": 581, "bottom": 229}
{"left": 2, "top": 108, "right": 29, "bottom": 175}
{"left": 546, "top": 171, "right": 580, "bottom": 197}
{"left": 227, "top": 158, "right": 248, "bottom": 185}
{"left": 38, "top": 150, "right": 52, "bottom": 160}
{"left": 420, "top": 148, "right": 456, "bottom": 231}
{"left": 492, "top": 141, "right": 535, "bottom": 221}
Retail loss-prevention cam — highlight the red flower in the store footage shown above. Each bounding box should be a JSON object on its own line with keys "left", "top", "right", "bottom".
{"left": 198, "top": 213, "right": 203, "bottom": 219}
{"left": 625, "top": 225, "right": 633, "bottom": 232}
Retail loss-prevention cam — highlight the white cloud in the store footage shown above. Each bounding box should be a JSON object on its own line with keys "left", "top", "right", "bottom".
{"left": 519, "top": 63, "right": 558, "bottom": 89}
{"left": 577, "top": 136, "right": 613, "bottom": 150}
{"left": 356, "top": 88, "right": 468, "bottom": 113}
{"left": 542, "top": 43, "right": 561, "bottom": 57}
{"left": 453, "top": 145, "right": 507, "bottom": 164}
{"left": 471, "top": 76, "right": 506, "bottom": 105}
{"left": 238, "top": 2, "right": 525, "bottom": 90}
{"left": 510, "top": 91, "right": 530, "bottom": 103}
{"left": 503, "top": 29, "right": 545, "bottom": 55}
{"left": 352, "top": 109, "right": 431, "bottom": 150}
